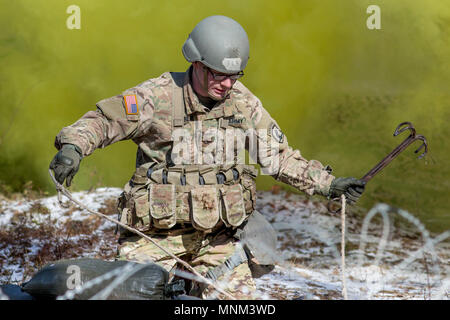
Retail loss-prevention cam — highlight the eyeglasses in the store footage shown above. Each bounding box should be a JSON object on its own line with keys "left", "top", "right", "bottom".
{"left": 205, "top": 66, "right": 244, "bottom": 81}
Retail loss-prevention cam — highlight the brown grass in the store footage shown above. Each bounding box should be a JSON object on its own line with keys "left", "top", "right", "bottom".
{"left": 0, "top": 197, "right": 119, "bottom": 284}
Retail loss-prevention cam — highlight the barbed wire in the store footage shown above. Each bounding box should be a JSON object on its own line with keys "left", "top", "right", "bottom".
{"left": 47, "top": 189, "right": 450, "bottom": 300}
{"left": 57, "top": 262, "right": 137, "bottom": 300}
{"left": 264, "top": 197, "right": 448, "bottom": 300}
{"left": 356, "top": 203, "right": 449, "bottom": 299}
{"left": 7, "top": 172, "right": 444, "bottom": 300}
{"left": 89, "top": 262, "right": 150, "bottom": 300}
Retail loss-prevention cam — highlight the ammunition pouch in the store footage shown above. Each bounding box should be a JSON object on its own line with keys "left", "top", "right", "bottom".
{"left": 117, "top": 164, "right": 258, "bottom": 234}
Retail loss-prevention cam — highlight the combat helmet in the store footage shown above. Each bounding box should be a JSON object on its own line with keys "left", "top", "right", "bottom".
{"left": 182, "top": 15, "right": 250, "bottom": 74}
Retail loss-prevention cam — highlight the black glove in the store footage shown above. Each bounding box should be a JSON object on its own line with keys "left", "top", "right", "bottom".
{"left": 49, "top": 144, "right": 82, "bottom": 187}
{"left": 329, "top": 177, "right": 366, "bottom": 205}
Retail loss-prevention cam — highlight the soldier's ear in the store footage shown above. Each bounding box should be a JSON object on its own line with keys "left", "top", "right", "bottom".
{"left": 191, "top": 62, "right": 206, "bottom": 85}
{"left": 192, "top": 61, "right": 203, "bottom": 73}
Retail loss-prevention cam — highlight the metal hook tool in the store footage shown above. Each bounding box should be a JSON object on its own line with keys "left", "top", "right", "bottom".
{"left": 327, "top": 122, "right": 428, "bottom": 213}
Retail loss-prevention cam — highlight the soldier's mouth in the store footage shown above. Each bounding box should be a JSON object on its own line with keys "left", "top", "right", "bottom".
{"left": 212, "top": 88, "right": 226, "bottom": 95}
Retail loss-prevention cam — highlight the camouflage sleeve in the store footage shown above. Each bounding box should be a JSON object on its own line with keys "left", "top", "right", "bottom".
{"left": 247, "top": 96, "right": 335, "bottom": 197}
{"left": 54, "top": 88, "right": 153, "bottom": 157}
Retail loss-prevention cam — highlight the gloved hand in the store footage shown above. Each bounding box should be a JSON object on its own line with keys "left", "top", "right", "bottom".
{"left": 49, "top": 144, "right": 82, "bottom": 187}
{"left": 328, "top": 177, "right": 366, "bottom": 205}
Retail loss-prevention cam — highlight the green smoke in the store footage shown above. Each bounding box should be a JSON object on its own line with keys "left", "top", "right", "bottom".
{"left": 0, "top": 0, "right": 449, "bottom": 232}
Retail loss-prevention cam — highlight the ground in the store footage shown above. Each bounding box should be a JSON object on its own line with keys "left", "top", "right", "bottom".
{"left": 0, "top": 187, "right": 448, "bottom": 300}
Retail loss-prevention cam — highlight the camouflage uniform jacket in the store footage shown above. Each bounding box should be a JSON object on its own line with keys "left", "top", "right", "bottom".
{"left": 55, "top": 67, "right": 335, "bottom": 230}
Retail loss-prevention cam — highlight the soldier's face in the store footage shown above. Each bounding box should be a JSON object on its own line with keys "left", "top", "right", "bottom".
{"left": 192, "top": 62, "right": 236, "bottom": 100}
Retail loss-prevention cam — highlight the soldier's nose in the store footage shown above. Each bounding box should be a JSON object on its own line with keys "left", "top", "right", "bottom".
{"left": 220, "top": 78, "right": 233, "bottom": 88}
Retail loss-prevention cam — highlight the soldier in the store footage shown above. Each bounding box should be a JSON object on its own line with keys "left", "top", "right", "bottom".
{"left": 50, "top": 15, "right": 365, "bottom": 299}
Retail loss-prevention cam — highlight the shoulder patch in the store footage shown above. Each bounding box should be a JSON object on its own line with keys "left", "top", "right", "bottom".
{"left": 271, "top": 123, "right": 284, "bottom": 144}
{"left": 124, "top": 94, "right": 139, "bottom": 115}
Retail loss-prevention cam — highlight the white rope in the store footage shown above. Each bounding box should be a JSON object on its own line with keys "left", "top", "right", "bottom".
{"left": 49, "top": 169, "right": 235, "bottom": 300}
{"left": 340, "top": 194, "right": 348, "bottom": 300}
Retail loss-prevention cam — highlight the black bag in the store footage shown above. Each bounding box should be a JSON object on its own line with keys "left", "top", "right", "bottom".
{"left": 0, "top": 284, "right": 35, "bottom": 300}
{"left": 21, "top": 258, "right": 171, "bottom": 300}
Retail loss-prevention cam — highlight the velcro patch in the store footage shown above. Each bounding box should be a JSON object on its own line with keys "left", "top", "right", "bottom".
{"left": 228, "top": 116, "right": 245, "bottom": 126}
{"left": 222, "top": 57, "right": 242, "bottom": 72}
{"left": 123, "top": 94, "right": 139, "bottom": 115}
